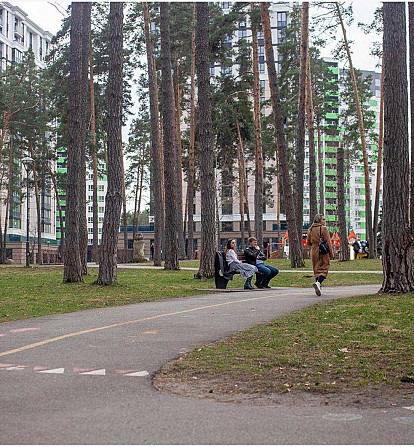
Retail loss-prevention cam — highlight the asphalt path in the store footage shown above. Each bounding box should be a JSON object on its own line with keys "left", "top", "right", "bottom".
{"left": 1, "top": 283, "right": 413, "bottom": 444}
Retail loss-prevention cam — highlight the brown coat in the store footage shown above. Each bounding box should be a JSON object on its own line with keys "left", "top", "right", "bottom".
{"left": 306, "top": 223, "right": 333, "bottom": 278}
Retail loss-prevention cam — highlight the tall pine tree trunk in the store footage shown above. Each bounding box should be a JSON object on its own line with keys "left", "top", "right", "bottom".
{"left": 186, "top": 2, "right": 196, "bottom": 261}
{"left": 409, "top": 3, "right": 414, "bottom": 233}
{"left": 295, "top": 1, "right": 308, "bottom": 245}
{"left": 260, "top": 2, "right": 304, "bottom": 268}
{"left": 160, "top": 2, "right": 180, "bottom": 270}
{"left": 143, "top": 2, "right": 164, "bottom": 267}
{"left": 381, "top": 2, "right": 414, "bottom": 292}
{"left": 79, "top": 2, "right": 91, "bottom": 275}
{"left": 237, "top": 123, "right": 245, "bottom": 247}
{"left": 48, "top": 166, "right": 65, "bottom": 262}
{"left": 28, "top": 141, "right": 42, "bottom": 264}
{"left": 2, "top": 136, "right": 14, "bottom": 264}
{"left": 316, "top": 121, "right": 324, "bottom": 214}
{"left": 337, "top": 143, "right": 348, "bottom": 261}
{"left": 90, "top": 36, "right": 99, "bottom": 258}
{"left": 306, "top": 30, "right": 317, "bottom": 221}
{"left": 196, "top": 2, "right": 216, "bottom": 278}
{"left": 64, "top": 2, "right": 84, "bottom": 282}
{"left": 97, "top": 2, "right": 124, "bottom": 285}
{"left": 373, "top": 64, "right": 384, "bottom": 257}
{"left": 250, "top": 2, "right": 264, "bottom": 247}
{"left": 336, "top": 3, "right": 374, "bottom": 258}
{"left": 121, "top": 154, "right": 128, "bottom": 250}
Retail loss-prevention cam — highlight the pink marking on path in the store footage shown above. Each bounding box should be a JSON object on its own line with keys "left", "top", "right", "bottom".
{"left": 0, "top": 334, "right": 5, "bottom": 337}
{"left": 115, "top": 369, "right": 135, "bottom": 375}
{"left": 73, "top": 367, "right": 95, "bottom": 373}
{"left": 33, "top": 366, "right": 49, "bottom": 371}
{"left": 9, "top": 328, "right": 40, "bottom": 333}
{"left": 0, "top": 363, "right": 15, "bottom": 368}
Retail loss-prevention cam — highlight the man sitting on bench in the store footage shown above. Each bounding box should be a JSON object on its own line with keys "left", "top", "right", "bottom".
{"left": 244, "top": 237, "right": 279, "bottom": 289}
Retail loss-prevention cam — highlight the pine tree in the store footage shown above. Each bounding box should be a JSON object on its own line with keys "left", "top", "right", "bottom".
{"left": 97, "top": 2, "right": 124, "bottom": 285}
{"left": 260, "top": 2, "right": 304, "bottom": 268}
{"left": 381, "top": 2, "right": 414, "bottom": 292}
{"left": 196, "top": 2, "right": 216, "bottom": 278}
{"left": 160, "top": 2, "right": 180, "bottom": 270}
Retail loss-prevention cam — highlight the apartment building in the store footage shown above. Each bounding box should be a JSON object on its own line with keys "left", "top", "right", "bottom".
{"left": 0, "top": 2, "right": 55, "bottom": 263}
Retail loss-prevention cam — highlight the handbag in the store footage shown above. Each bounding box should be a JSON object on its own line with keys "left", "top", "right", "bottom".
{"left": 319, "top": 227, "right": 330, "bottom": 255}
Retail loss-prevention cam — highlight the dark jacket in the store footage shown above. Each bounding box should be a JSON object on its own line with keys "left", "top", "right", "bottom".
{"left": 244, "top": 246, "right": 266, "bottom": 266}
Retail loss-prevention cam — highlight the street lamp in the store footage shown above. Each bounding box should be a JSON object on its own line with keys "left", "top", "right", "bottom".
{"left": 22, "top": 156, "right": 34, "bottom": 267}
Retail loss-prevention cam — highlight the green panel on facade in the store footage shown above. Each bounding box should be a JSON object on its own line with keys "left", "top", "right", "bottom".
{"left": 326, "top": 112, "right": 339, "bottom": 119}
{"left": 325, "top": 169, "right": 337, "bottom": 176}
{"left": 370, "top": 99, "right": 377, "bottom": 107}
{"left": 326, "top": 181, "right": 336, "bottom": 187}
{"left": 57, "top": 168, "right": 67, "bottom": 174}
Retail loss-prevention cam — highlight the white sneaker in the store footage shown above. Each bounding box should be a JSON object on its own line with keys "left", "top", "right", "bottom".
{"left": 313, "top": 281, "right": 321, "bottom": 296}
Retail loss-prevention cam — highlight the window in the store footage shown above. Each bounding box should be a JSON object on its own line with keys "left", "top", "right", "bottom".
{"left": 98, "top": 184, "right": 105, "bottom": 191}
{"left": 259, "top": 62, "right": 265, "bottom": 73}
{"left": 12, "top": 48, "right": 22, "bottom": 63}
{"left": 260, "top": 79, "right": 265, "bottom": 93}
{"left": 88, "top": 195, "right": 93, "bottom": 202}
{"left": 258, "top": 45, "right": 264, "bottom": 56}
{"left": 88, "top": 228, "right": 93, "bottom": 234}
{"left": 277, "top": 12, "right": 287, "bottom": 28}
{"left": 98, "top": 196, "right": 104, "bottom": 202}
{"left": 88, "top": 184, "right": 94, "bottom": 191}
{"left": 210, "top": 63, "right": 215, "bottom": 77}
{"left": 29, "top": 32, "right": 33, "bottom": 49}
{"left": 88, "top": 206, "right": 93, "bottom": 213}
{"left": 277, "top": 28, "right": 286, "bottom": 43}
{"left": 222, "top": 65, "right": 232, "bottom": 75}
{"left": 39, "top": 36, "right": 43, "bottom": 60}
{"left": 221, "top": 221, "right": 233, "bottom": 232}
{"left": 99, "top": 217, "right": 104, "bottom": 223}
{"left": 238, "top": 29, "right": 247, "bottom": 40}
{"left": 221, "top": 2, "right": 231, "bottom": 9}
{"left": 375, "top": 78, "right": 381, "bottom": 87}
{"left": 99, "top": 206, "right": 104, "bottom": 214}
{"left": 88, "top": 217, "right": 93, "bottom": 223}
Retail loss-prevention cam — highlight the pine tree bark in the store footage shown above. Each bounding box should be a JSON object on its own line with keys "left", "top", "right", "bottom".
{"left": 196, "top": 2, "right": 216, "bottom": 278}
{"left": 337, "top": 142, "right": 348, "bottom": 260}
{"left": 236, "top": 121, "right": 245, "bottom": 247}
{"left": 381, "top": 2, "right": 414, "bottom": 292}
{"left": 79, "top": 2, "right": 91, "bottom": 275}
{"left": 260, "top": 2, "right": 304, "bottom": 268}
{"left": 48, "top": 166, "right": 65, "bottom": 262}
{"left": 172, "top": 75, "right": 186, "bottom": 260}
{"left": 409, "top": 3, "right": 414, "bottom": 233}
{"left": 160, "top": 2, "right": 180, "bottom": 270}
{"left": 336, "top": 3, "right": 374, "bottom": 258}
{"left": 186, "top": 2, "right": 197, "bottom": 261}
{"left": 306, "top": 29, "right": 317, "bottom": 222}
{"left": 143, "top": 2, "right": 164, "bottom": 267}
{"left": 97, "top": 2, "right": 124, "bottom": 285}
{"left": 295, "top": 1, "right": 308, "bottom": 244}
{"left": 121, "top": 154, "right": 128, "bottom": 250}
{"left": 28, "top": 141, "right": 42, "bottom": 264}
{"left": 90, "top": 35, "right": 99, "bottom": 258}
{"left": 316, "top": 121, "right": 324, "bottom": 214}
{"left": 64, "top": 2, "right": 84, "bottom": 282}
{"left": 373, "top": 64, "right": 384, "bottom": 257}
{"left": 250, "top": 2, "right": 264, "bottom": 247}
{"left": 2, "top": 136, "right": 14, "bottom": 264}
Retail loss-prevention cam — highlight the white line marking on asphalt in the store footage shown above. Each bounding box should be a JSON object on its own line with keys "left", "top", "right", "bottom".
{"left": 124, "top": 370, "right": 149, "bottom": 377}
{"left": 80, "top": 369, "right": 106, "bottom": 375}
{"left": 393, "top": 417, "right": 414, "bottom": 425}
{"left": 37, "top": 368, "right": 65, "bottom": 374}
{"left": 5, "top": 365, "right": 28, "bottom": 371}
{"left": 322, "top": 413, "right": 363, "bottom": 421}
{"left": 403, "top": 406, "right": 414, "bottom": 411}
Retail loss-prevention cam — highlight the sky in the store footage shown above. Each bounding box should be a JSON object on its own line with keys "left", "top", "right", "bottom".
{"left": 15, "top": 0, "right": 382, "bottom": 71}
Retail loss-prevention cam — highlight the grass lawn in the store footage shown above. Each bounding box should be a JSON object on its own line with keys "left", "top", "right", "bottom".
{"left": 156, "top": 292, "right": 414, "bottom": 396}
{"left": 165, "top": 258, "right": 383, "bottom": 271}
{"left": 0, "top": 265, "right": 383, "bottom": 323}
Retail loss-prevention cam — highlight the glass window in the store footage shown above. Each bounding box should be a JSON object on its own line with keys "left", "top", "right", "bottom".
{"left": 277, "top": 12, "right": 287, "bottom": 28}
{"left": 221, "top": 221, "right": 233, "bottom": 232}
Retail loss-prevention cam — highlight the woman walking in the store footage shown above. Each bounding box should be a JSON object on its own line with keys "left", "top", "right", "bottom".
{"left": 225, "top": 239, "right": 258, "bottom": 289}
{"left": 306, "top": 214, "right": 333, "bottom": 296}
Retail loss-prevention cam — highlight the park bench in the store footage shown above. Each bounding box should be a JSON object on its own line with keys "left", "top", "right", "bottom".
{"left": 214, "top": 251, "right": 261, "bottom": 289}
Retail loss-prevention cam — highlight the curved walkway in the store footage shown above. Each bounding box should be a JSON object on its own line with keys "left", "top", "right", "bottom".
{"left": 1, "top": 284, "right": 412, "bottom": 444}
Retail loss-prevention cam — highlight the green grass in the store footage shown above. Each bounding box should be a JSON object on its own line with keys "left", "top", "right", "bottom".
{"left": 0, "top": 266, "right": 382, "bottom": 323}
{"left": 159, "top": 292, "right": 414, "bottom": 393}
{"left": 176, "top": 258, "right": 382, "bottom": 271}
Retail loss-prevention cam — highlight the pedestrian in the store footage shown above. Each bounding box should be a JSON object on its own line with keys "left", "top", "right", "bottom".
{"left": 306, "top": 214, "right": 333, "bottom": 296}
{"left": 244, "top": 237, "right": 279, "bottom": 288}
{"left": 150, "top": 242, "right": 154, "bottom": 260}
{"left": 225, "top": 238, "right": 257, "bottom": 290}
{"left": 352, "top": 239, "right": 361, "bottom": 259}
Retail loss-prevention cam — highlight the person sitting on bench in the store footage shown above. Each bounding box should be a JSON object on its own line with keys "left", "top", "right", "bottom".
{"left": 225, "top": 238, "right": 257, "bottom": 290}
{"left": 244, "top": 237, "right": 279, "bottom": 289}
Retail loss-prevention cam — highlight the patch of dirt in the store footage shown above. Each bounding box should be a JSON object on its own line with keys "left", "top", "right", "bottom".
{"left": 154, "top": 372, "right": 414, "bottom": 409}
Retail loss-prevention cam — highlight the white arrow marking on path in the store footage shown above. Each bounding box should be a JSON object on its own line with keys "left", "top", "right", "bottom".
{"left": 37, "top": 368, "right": 65, "bottom": 374}
{"left": 80, "top": 369, "right": 106, "bottom": 376}
{"left": 124, "top": 370, "right": 149, "bottom": 377}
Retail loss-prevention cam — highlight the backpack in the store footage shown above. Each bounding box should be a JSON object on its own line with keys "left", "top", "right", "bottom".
{"left": 319, "top": 227, "right": 330, "bottom": 255}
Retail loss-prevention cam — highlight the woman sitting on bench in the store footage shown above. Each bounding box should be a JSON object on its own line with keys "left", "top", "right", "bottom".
{"left": 225, "top": 238, "right": 258, "bottom": 290}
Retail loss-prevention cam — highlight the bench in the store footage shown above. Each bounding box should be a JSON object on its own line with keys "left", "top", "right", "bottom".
{"left": 214, "top": 251, "right": 261, "bottom": 289}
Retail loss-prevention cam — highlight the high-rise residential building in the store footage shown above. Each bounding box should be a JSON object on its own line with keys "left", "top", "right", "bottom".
{"left": 0, "top": 2, "right": 55, "bottom": 263}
